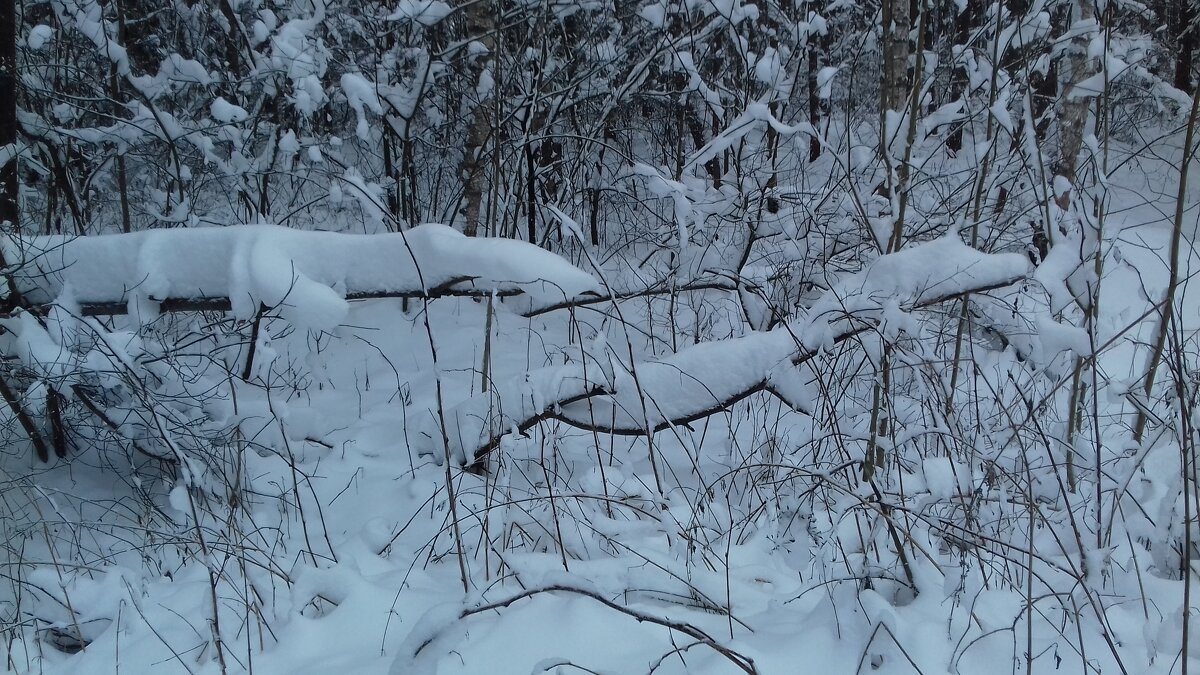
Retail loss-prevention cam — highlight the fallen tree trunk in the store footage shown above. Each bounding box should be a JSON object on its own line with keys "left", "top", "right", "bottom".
{"left": 2, "top": 224, "right": 601, "bottom": 328}
{"left": 418, "top": 238, "right": 1032, "bottom": 467}
{"left": 3, "top": 226, "right": 757, "bottom": 321}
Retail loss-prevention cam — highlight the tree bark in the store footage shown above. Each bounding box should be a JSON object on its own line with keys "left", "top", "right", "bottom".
{"left": 111, "top": 0, "right": 132, "bottom": 233}
{"left": 1, "top": 0, "right": 18, "bottom": 228}
{"left": 1174, "top": 0, "right": 1196, "bottom": 94}
{"left": 880, "top": 0, "right": 911, "bottom": 119}
{"left": 457, "top": 0, "right": 496, "bottom": 237}
{"left": 1055, "top": 0, "right": 1096, "bottom": 209}
{"left": 0, "top": 1, "right": 53, "bottom": 460}
{"left": 807, "top": 30, "right": 824, "bottom": 161}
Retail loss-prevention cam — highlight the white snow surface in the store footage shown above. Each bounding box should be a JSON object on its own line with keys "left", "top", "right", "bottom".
{"left": 3, "top": 224, "right": 601, "bottom": 330}
{"left": 209, "top": 96, "right": 249, "bottom": 123}
{"left": 6, "top": 191, "right": 1199, "bottom": 675}
{"left": 387, "top": 0, "right": 452, "bottom": 24}
{"left": 26, "top": 25, "right": 54, "bottom": 51}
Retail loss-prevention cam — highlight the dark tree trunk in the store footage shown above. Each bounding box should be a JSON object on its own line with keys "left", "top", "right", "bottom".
{"left": 1, "top": 0, "right": 18, "bottom": 228}
{"left": 807, "top": 36, "right": 822, "bottom": 161}
{"left": 525, "top": 142, "right": 536, "bottom": 244}
{"left": 0, "top": 6, "right": 53, "bottom": 461}
{"left": 946, "top": 1, "right": 976, "bottom": 154}
{"left": 1175, "top": 0, "right": 1197, "bottom": 94}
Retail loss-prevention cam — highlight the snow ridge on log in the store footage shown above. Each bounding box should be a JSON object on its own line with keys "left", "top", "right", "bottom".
{"left": 2, "top": 224, "right": 601, "bottom": 329}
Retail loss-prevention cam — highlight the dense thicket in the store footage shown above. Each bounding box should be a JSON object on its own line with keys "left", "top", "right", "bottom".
{"left": 3, "top": 0, "right": 1200, "bottom": 673}
{"left": 0, "top": 0, "right": 1186, "bottom": 242}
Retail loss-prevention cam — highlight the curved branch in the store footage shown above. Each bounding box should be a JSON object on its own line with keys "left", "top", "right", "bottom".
{"left": 455, "top": 248, "right": 1029, "bottom": 468}
{"left": 415, "top": 584, "right": 758, "bottom": 675}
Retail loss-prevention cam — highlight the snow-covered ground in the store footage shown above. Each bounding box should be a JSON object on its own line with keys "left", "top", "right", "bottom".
{"left": 4, "top": 131, "right": 1200, "bottom": 675}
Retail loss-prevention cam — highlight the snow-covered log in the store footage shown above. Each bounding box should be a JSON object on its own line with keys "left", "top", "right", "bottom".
{"left": 2, "top": 224, "right": 602, "bottom": 329}
{"left": 427, "top": 238, "right": 1032, "bottom": 466}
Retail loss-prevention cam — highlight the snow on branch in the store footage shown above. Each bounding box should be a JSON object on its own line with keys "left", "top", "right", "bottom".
{"left": 2, "top": 224, "right": 601, "bottom": 330}
{"left": 429, "top": 238, "right": 1031, "bottom": 467}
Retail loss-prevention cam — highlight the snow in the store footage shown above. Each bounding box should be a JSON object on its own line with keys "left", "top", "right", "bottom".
{"left": 341, "top": 73, "right": 385, "bottom": 140}
{"left": 26, "top": 25, "right": 54, "bottom": 51}
{"left": 0, "top": 312, "right": 76, "bottom": 381}
{"left": 800, "top": 235, "right": 1030, "bottom": 340}
{"left": 1037, "top": 315, "right": 1092, "bottom": 357}
{"left": 210, "top": 97, "right": 249, "bottom": 123}
{"left": 0, "top": 142, "right": 26, "bottom": 174}
{"left": 3, "top": 225, "right": 601, "bottom": 330}
{"left": 278, "top": 129, "right": 301, "bottom": 154}
{"left": 12, "top": 6, "right": 1200, "bottom": 675}
{"left": 921, "top": 456, "right": 956, "bottom": 499}
{"left": 687, "top": 103, "right": 817, "bottom": 173}
{"left": 816, "top": 65, "right": 839, "bottom": 99}
{"left": 990, "top": 99, "right": 1015, "bottom": 134}
{"left": 753, "top": 48, "right": 781, "bottom": 86}
{"left": 638, "top": 2, "right": 668, "bottom": 27}
{"left": 64, "top": 4, "right": 131, "bottom": 76}
{"left": 269, "top": 12, "right": 331, "bottom": 117}
{"left": 387, "top": 0, "right": 452, "bottom": 25}
{"left": 1053, "top": 174, "right": 1073, "bottom": 200}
